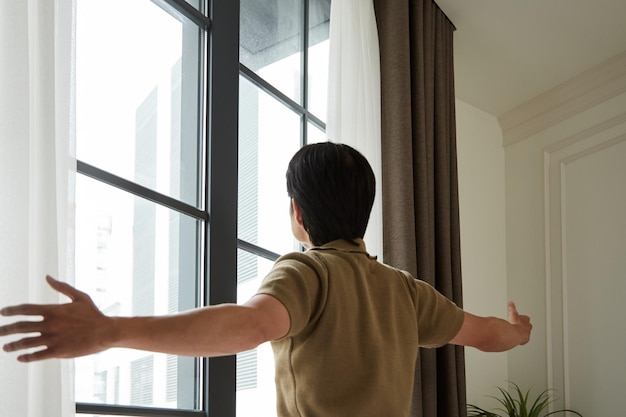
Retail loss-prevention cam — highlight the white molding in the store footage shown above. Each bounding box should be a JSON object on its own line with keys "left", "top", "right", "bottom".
{"left": 559, "top": 160, "right": 570, "bottom": 409}
{"left": 500, "top": 51, "right": 626, "bottom": 147}
{"left": 543, "top": 149, "right": 553, "bottom": 398}
{"left": 544, "top": 112, "right": 626, "bottom": 154}
{"left": 543, "top": 122, "right": 626, "bottom": 410}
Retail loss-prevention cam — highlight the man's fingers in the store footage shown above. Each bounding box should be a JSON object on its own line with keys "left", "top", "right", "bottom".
{"left": 45, "top": 275, "right": 86, "bottom": 302}
{"left": 3, "top": 335, "right": 46, "bottom": 353}
{"left": 506, "top": 301, "right": 532, "bottom": 346}
{"left": 0, "top": 304, "right": 51, "bottom": 317}
{"left": 0, "top": 320, "right": 43, "bottom": 337}
{"left": 17, "top": 348, "right": 53, "bottom": 363}
{"left": 0, "top": 276, "right": 85, "bottom": 316}
{"left": 507, "top": 302, "right": 519, "bottom": 323}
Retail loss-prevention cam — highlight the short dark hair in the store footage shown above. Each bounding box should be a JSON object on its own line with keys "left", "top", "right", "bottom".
{"left": 286, "top": 142, "right": 376, "bottom": 246}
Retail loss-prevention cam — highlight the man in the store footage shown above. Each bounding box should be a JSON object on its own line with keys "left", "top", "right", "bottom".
{"left": 0, "top": 142, "right": 531, "bottom": 416}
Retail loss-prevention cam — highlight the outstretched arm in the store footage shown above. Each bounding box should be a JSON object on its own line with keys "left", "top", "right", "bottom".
{"left": 0, "top": 275, "right": 290, "bottom": 362}
{"left": 449, "top": 302, "right": 532, "bottom": 352}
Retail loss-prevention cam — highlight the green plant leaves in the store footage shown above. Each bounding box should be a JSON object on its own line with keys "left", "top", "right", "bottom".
{"left": 466, "top": 382, "right": 583, "bottom": 417}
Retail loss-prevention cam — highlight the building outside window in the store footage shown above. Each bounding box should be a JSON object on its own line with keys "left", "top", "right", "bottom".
{"left": 73, "top": 0, "right": 329, "bottom": 416}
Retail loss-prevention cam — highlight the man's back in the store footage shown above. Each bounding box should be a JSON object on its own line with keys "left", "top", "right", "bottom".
{"left": 257, "top": 239, "right": 464, "bottom": 417}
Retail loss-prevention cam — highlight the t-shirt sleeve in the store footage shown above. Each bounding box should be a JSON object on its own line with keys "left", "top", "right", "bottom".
{"left": 412, "top": 278, "right": 465, "bottom": 348}
{"left": 255, "top": 253, "right": 326, "bottom": 338}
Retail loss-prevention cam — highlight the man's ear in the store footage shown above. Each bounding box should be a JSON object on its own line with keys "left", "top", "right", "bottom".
{"left": 291, "top": 199, "right": 304, "bottom": 226}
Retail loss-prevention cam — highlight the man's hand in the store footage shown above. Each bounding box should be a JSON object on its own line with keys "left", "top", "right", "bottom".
{"left": 449, "top": 301, "right": 532, "bottom": 352}
{"left": 0, "top": 275, "right": 112, "bottom": 362}
{"left": 2, "top": 276, "right": 291, "bottom": 361}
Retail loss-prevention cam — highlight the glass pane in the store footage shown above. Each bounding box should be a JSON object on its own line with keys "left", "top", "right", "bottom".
{"left": 308, "top": 0, "right": 331, "bottom": 121}
{"left": 238, "top": 76, "right": 301, "bottom": 256}
{"left": 236, "top": 250, "right": 277, "bottom": 417}
{"left": 74, "top": 174, "right": 201, "bottom": 409}
{"left": 307, "top": 121, "right": 326, "bottom": 144}
{"left": 183, "top": 0, "right": 203, "bottom": 9}
{"left": 76, "top": 0, "right": 203, "bottom": 207}
{"left": 240, "top": 0, "right": 303, "bottom": 103}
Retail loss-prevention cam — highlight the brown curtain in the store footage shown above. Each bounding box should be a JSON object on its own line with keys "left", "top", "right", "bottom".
{"left": 372, "top": 0, "right": 466, "bottom": 416}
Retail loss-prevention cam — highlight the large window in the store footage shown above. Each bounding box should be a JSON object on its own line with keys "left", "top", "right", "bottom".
{"left": 74, "top": 0, "right": 329, "bottom": 416}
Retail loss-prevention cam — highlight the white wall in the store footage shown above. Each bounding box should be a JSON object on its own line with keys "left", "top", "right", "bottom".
{"left": 502, "top": 53, "right": 626, "bottom": 414}
{"left": 455, "top": 99, "right": 509, "bottom": 408}
{"left": 457, "top": 53, "right": 626, "bottom": 415}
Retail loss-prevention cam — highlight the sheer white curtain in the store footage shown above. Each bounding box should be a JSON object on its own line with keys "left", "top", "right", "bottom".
{"left": 0, "top": 0, "right": 75, "bottom": 416}
{"left": 326, "top": 0, "right": 383, "bottom": 257}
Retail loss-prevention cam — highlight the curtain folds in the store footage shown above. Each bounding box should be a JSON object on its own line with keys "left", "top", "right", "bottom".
{"left": 326, "top": 0, "right": 383, "bottom": 256}
{"left": 0, "top": 1, "right": 75, "bottom": 416}
{"left": 372, "top": 0, "right": 466, "bottom": 416}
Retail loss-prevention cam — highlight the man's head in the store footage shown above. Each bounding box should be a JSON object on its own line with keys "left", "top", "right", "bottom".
{"left": 286, "top": 142, "right": 375, "bottom": 247}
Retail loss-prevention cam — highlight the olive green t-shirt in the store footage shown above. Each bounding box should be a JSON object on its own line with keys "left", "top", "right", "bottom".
{"left": 256, "top": 239, "right": 464, "bottom": 417}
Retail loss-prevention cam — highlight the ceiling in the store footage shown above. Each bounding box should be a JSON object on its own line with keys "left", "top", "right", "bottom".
{"left": 435, "top": 0, "right": 626, "bottom": 117}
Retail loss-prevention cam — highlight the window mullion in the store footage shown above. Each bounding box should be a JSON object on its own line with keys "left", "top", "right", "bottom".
{"left": 204, "top": 0, "right": 239, "bottom": 416}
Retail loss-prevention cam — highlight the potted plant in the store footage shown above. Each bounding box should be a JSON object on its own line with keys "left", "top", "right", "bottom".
{"left": 467, "top": 382, "right": 582, "bottom": 417}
